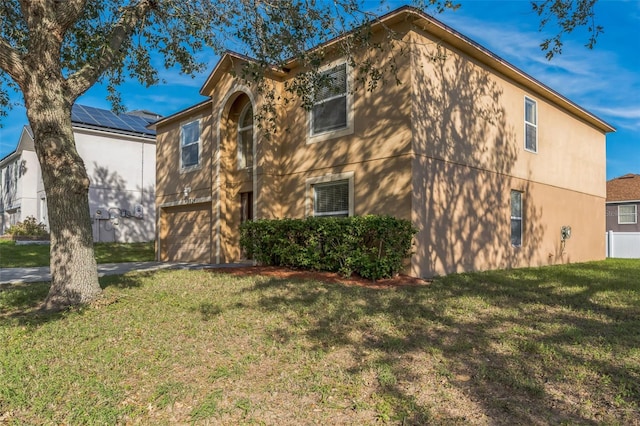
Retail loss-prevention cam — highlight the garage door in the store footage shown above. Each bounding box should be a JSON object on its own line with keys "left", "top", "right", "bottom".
{"left": 160, "top": 203, "right": 211, "bottom": 263}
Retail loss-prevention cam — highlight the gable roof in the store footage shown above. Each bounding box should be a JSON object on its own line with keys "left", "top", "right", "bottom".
{"left": 0, "top": 126, "right": 35, "bottom": 165}
{"left": 607, "top": 174, "right": 640, "bottom": 202}
{"left": 199, "top": 5, "right": 614, "bottom": 134}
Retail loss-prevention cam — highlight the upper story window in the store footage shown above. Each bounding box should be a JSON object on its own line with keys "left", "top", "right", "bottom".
{"left": 618, "top": 204, "right": 638, "bottom": 224}
{"left": 181, "top": 119, "right": 200, "bottom": 169}
{"left": 524, "top": 97, "right": 537, "bottom": 153}
{"left": 238, "top": 103, "right": 253, "bottom": 169}
{"left": 511, "top": 190, "right": 523, "bottom": 247}
{"left": 309, "top": 61, "right": 353, "bottom": 141}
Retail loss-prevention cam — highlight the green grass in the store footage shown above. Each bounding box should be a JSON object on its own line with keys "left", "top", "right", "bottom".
{"left": 0, "top": 240, "right": 154, "bottom": 268}
{"left": 1, "top": 259, "right": 639, "bottom": 424}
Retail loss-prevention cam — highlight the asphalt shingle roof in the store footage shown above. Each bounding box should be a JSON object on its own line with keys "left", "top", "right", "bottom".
{"left": 607, "top": 174, "right": 640, "bottom": 202}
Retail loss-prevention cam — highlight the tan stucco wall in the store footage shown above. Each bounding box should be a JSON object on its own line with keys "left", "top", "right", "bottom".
{"left": 411, "top": 155, "right": 605, "bottom": 277}
{"left": 409, "top": 27, "right": 606, "bottom": 197}
{"left": 155, "top": 102, "right": 215, "bottom": 261}
{"left": 155, "top": 103, "right": 213, "bottom": 206}
{"left": 274, "top": 38, "right": 414, "bottom": 221}
{"left": 409, "top": 28, "right": 607, "bottom": 277}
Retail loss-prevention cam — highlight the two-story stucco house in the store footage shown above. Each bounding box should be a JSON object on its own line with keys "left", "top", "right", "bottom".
{"left": 154, "top": 7, "right": 614, "bottom": 278}
{"left": 0, "top": 104, "right": 158, "bottom": 243}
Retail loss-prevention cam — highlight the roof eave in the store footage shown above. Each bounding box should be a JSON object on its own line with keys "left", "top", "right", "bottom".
{"left": 72, "top": 123, "right": 156, "bottom": 140}
{"left": 151, "top": 99, "right": 213, "bottom": 128}
{"left": 200, "top": 5, "right": 614, "bottom": 134}
{"left": 200, "top": 51, "right": 289, "bottom": 96}
{"left": 0, "top": 149, "right": 19, "bottom": 165}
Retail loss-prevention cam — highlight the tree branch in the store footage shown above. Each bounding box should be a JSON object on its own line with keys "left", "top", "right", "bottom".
{"left": 0, "top": 37, "right": 26, "bottom": 86}
{"left": 65, "top": 0, "right": 155, "bottom": 100}
{"left": 53, "top": 0, "right": 88, "bottom": 35}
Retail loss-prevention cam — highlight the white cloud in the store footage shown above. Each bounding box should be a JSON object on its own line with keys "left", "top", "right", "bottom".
{"left": 589, "top": 106, "right": 640, "bottom": 120}
{"left": 585, "top": 104, "right": 640, "bottom": 132}
{"left": 438, "top": 11, "right": 640, "bottom": 121}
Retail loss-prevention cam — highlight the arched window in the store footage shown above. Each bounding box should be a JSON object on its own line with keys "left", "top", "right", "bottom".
{"left": 238, "top": 103, "right": 253, "bottom": 169}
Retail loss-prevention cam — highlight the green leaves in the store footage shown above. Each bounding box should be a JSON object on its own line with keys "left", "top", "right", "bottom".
{"left": 532, "top": 0, "right": 603, "bottom": 59}
{"left": 240, "top": 215, "right": 417, "bottom": 280}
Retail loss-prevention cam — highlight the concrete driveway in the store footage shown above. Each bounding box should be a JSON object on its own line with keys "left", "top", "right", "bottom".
{"left": 0, "top": 262, "right": 241, "bottom": 285}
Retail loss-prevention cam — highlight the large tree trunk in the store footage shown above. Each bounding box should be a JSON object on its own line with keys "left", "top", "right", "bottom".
{"left": 26, "top": 99, "right": 102, "bottom": 310}
{"left": 0, "top": 0, "right": 158, "bottom": 310}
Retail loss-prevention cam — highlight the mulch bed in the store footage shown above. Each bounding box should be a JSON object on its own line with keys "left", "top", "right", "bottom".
{"left": 205, "top": 265, "right": 429, "bottom": 289}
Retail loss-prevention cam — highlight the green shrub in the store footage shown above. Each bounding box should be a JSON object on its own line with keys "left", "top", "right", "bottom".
{"left": 240, "top": 215, "right": 416, "bottom": 280}
{"left": 6, "top": 216, "right": 48, "bottom": 237}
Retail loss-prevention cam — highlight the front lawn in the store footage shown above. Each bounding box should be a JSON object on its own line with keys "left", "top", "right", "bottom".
{"left": 1, "top": 259, "right": 638, "bottom": 424}
{"left": 0, "top": 240, "right": 154, "bottom": 268}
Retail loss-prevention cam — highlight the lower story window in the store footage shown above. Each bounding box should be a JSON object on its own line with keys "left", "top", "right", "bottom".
{"left": 511, "top": 190, "right": 523, "bottom": 247}
{"left": 314, "top": 180, "right": 350, "bottom": 217}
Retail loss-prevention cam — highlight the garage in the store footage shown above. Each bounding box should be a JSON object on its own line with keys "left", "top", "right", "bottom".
{"left": 159, "top": 203, "right": 212, "bottom": 263}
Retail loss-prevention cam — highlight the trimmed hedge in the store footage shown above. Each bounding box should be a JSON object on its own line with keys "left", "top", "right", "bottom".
{"left": 240, "top": 215, "right": 416, "bottom": 280}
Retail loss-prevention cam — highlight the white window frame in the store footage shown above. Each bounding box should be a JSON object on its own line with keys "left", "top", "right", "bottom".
{"left": 305, "top": 172, "right": 354, "bottom": 217}
{"left": 180, "top": 118, "right": 201, "bottom": 171}
{"left": 511, "top": 190, "right": 523, "bottom": 247}
{"left": 307, "top": 59, "right": 354, "bottom": 144}
{"left": 237, "top": 103, "right": 254, "bottom": 170}
{"left": 618, "top": 204, "right": 638, "bottom": 224}
{"left": 524, "top": 96, "right": 538, "bottom": 153}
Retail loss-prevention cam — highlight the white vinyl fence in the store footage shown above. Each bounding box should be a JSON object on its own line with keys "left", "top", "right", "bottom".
{"left": 606, "top": 231, "right": 640, "bottom": 258}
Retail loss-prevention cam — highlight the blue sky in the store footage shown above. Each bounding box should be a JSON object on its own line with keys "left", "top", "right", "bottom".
{"left": 0, "top": 0, "right": 638, "bottom": 179}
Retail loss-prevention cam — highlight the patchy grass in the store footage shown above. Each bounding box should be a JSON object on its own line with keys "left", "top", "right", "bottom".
{"left": 0, "top": 259, "right": 639, "bottom": 424}
{"left": 93, "top": 242, "right": 155, "bottom": 265}
{"left": 0, "top": 240, "right": 154, "bottom": 268}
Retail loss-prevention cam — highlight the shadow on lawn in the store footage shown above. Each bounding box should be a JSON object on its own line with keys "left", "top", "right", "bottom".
{"left": 0, "top": 273, "right": 149, "bottom": 325}
{"left": 248, "top": 260, "right": 640, "bottom": 424}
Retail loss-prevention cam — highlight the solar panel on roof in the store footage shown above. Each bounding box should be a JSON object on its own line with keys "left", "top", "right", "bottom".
{"left": 71, "top": 104, "right": 156, "bottom": 136}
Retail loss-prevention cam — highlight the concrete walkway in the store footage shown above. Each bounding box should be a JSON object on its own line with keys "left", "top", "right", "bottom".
{"left": 0, "top": 262, "right": 248, "bottom": 285}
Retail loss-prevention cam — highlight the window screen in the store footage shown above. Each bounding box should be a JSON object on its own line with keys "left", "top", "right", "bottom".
{"left": 238, "top": 104, "right": 253, "bottom": 169}
{"left": 312, "top": 63, "right": 348, "bottom": 135}
{"left": 181, "top": 120, "right": 200, "bottom": 168}
{"left": 511, "top": 190, "right": 523, "bottom": 246}
{"left": 525, "top": 98, "right": 537, "bottom": 152}
{"left": 314, "top": 180, "right": 349, "bottom": 217}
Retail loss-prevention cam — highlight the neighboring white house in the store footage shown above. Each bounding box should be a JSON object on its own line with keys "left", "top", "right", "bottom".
{"left": 0, "top": 104, "right": 159, "bottom": 243}
{"left": 0, "top": 127, "right": 39, "bottom": 231}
